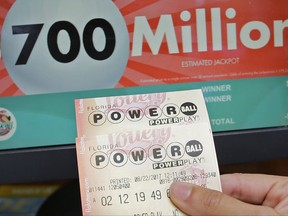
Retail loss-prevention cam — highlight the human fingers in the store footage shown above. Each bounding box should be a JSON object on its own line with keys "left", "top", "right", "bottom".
{"left": 221, "top": 173, "right": 288, "bottom": 213}
{"left": 221, "top": 174, "right": 288, "bottom": 205}
{"left": 169, "top": 181, "right": 278, "bottom": 216}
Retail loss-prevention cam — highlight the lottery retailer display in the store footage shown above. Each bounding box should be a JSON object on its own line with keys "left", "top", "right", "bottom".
{"left": 0, "top": 0, "right": 287, "bottom": 152}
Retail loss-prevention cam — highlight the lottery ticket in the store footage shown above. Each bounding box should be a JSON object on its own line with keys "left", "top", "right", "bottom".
{"left": 75, "top": 89, "right": 221, "bottom": 215}
{"left": 75, "top": 89, "right": 211, "bottom": 137}
{"left": 76, "top": 123, "right": 221, "bottom": 216}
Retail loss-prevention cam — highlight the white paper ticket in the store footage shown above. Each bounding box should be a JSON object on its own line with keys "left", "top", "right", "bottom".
{"left": 75, "top": 89, "right": 221, "bottom": 215}
{"left": 76, "top": 123, "right": 221, "bottom": 216}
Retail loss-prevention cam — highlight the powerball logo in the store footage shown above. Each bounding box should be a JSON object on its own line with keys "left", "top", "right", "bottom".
{"left": 88, "top": 101, "right": 199, "bottom": 127}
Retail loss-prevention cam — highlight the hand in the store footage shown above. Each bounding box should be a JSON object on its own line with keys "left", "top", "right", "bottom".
{"left": 169, "top": 173, "right": 288, "bottom": 215}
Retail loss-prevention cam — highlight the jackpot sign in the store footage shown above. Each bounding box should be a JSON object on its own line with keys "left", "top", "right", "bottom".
{"left": 1, "top": 0, "right": 288, "bottom": 95}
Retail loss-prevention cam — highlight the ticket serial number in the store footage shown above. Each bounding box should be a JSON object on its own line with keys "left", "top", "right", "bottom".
{"left": 88, "top": 171, "right": 217, "bottom": 194}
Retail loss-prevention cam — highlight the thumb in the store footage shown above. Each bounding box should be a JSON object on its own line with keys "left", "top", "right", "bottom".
{"left": 169, "top": 182, "right": 276, "bottom": 216}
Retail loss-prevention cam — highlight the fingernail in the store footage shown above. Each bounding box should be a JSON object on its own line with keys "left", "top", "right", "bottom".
{"left": 170, "top": 182, "right": 192, "bottom": 201}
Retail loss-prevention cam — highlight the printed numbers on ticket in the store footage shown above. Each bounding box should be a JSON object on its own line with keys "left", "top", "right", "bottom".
{"left": 76, "top": 123, "right": 221, "bottom": 216}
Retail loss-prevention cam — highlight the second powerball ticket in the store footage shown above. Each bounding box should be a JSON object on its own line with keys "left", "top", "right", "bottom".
{"left": 76, "top": 123, "right": 221, "bottom": 216}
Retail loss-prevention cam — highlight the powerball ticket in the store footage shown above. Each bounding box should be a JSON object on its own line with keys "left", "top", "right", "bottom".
{"left": 75, "top": 89, "right": 211, "bottom": 137}
{"left": 75, "top": 123, "right": 221, "bottom": 216}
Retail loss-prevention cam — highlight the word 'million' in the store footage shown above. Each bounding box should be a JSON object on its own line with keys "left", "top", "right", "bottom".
{"left": 132, "top": 7, "right": 288, "bottom": 56}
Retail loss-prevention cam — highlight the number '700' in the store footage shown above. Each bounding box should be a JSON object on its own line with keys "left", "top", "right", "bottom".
{"left": 12, "top": 19, "right": 116, "bottom": 65}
